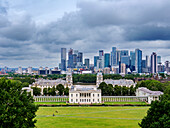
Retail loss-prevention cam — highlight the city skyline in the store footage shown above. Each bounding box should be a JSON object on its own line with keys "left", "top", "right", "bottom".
{"left": 0, "top": 0, "right": 170, "bottom": 67}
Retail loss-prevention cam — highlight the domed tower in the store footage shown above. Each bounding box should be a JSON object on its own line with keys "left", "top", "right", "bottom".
{"left": 66, "top": 72, "right": 73, "bottom": 88}
{"left": 96, "top": 72, "right": 103, "bottom": 87}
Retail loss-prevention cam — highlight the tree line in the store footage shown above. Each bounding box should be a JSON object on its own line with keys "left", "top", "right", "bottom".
{"left": 98, "top": 82, "right": 136, "bottom": 96}
{"left": 31, "top": 84, "right": 69, "bottom": 96}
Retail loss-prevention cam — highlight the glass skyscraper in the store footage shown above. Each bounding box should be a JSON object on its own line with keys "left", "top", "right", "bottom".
{"left": 121, "top": 56, "right": 130, "bottom": 67}
{"left": 111, "top": 47, "right": 117, "bottom": 66}
{"left": 151, "top": 52, "right": 157, "bottom": 74}
{"left": 68, "top": 48, "right": 73, "bottom": 68}
{"left": 104, "top": 53, "right": 110, "bottom": 67}
{"left": 61, "top": 48, "right": 66, "bottom": 71}
{"left": 130, "top": 51, "right": 135, "bottom": 71}
{"left": 121, "top": 50, "right": 129, "bottom": 56}
{"left": 94, "top": 56, "right": 99, "bottom": 67}
{"left": 157, "top": 56, "right": 161, "bottom": 64}
{"left": 135, "top": 49, "right": 142, "bottom": 73}
{"left": 84, "top": 58, "right": 90, "bottom": 69}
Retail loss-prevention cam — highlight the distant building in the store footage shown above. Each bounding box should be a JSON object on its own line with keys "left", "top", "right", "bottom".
{"left": 130, "top": 51, "right": 136, "bottom": 72}
{"left": 121, "top": 50, "right": 129, "bottom": 56}
{"left": 103, "top": 67, "right": 110, "bottom": 74}
{"left": 111, "top": 47, "right": 117, "bottom": 66}
{"left": 104, "top": 53, "right": 110, "bottom": 67}
{"left": 99, "top": 50, "right": 104, "bottom": 69}
{"left": 135, "top": 49, "right": 142, "bottom": 73}
{"left": 151, "top": 52, "right": 157, "bottom": 74}
{"left": 68, "top": 48, "right": 73, "bottom": 68}
{"left": 136, "top": 87, "right": 163, "bottom": 104}
{"left": 18, "top": 66, "right": 22, "bottom": 74}
{"left": 94, "top": 56, "right": 99, "bottom": 67}
{"left": 104, "top": 79, "right": 136, "bottom": 87}
{"left": 69, "top": 85, "right": 101, "bottom": 104}
{"left": 27, "top": 67, "right": 32, "bottom": 74}
{"left": 120, "top": 63, "right": 126, "bottom": 75}
{"left": 121, "top": 56, "right": 130, "bottom": 68}
{"left": 157, "top": 56, "right": 161, "bottom": 64}
{"left": 84, "top": 58, "right": 90, "bottom": 69}
{"left": 61, "top": 48, "right": 66, "bottom": 71}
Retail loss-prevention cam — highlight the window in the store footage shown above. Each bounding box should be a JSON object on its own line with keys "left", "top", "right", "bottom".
{"left": 71, "top": 99, "right": 73, "bottom": 102}
{"left": 93, "top": 94, "right": 95, "bottom": 97}
{"left": 76, "top": 99, "right": 78, "bottom": 102}
{"left": 76, "top": 94, "right": 78, "bottom": 97}
{"left": 89, "top": 99, "right": 91, "bottom": 102}
{"left": 93, "top": 99, "right": 94, "bottom": 102}
{"left": 98, "top": 99, "right": 99, "bottom": 102}
{"left": 71, "top": 94, "right": 73, "bottom": 97}
{"left": 98, "top": 94, "right": 99, "bottom": 97}
{"left": 80, "top": 99, "right": 81, "bottom": 102}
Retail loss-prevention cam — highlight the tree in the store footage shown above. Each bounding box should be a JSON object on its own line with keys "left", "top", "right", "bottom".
{"left": 31, "top": 87, "right": 41, "bottom": 96}
{"left": 50, "top": 86, "right": 56, "bottom": 96}
{"left": 43, "top": 88, "right": 48, "bottom": 96}
{"left": 139, "top": 91, "right": 170, "bottom": 128}
{"left": 0, "top": 78, "right": 39, "bottom": 128}
{"left": 22, "top": 82, "right": 29, "bottom": 87}
{"left": 98, "top": 82, "right": 108, "bottom": 96}
{"left": 56, "top": 84, "right": 64, "bottom": 96}
{"left": 64, "top": 87, "right": 69, "bottom": 96}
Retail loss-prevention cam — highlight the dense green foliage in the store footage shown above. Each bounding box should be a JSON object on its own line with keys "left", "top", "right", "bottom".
{"left": 0, "top": 78, "right": 38, "bottom": 128}
{"left": 98, "top": 82, "right": 135, "bottom": 96}
{"left": 136, "top": 80, "right": 169, "bottom": 92}
{"left": 139, "top": 84, "right": 170, "bottom": 128}
{"left": 56, "top": 84, "right": 65, "bottom": 96}
{"left": 31, "top": 87, "right": 41, "bottom": 96}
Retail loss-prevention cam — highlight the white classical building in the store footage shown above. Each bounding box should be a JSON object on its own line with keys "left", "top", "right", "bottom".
{"left": 32, "top": 79, "right": 67, "bottom": 94}
{"left": 104, "top": 79, "right": 136, "bottom": 87}
{"left": 22, "top": 85, "right": 33, "bottom": 96}
{"left": 69, "top": 85, "right": 101, "bottom": 104}
{"left": 136, "top": 87, "right": 163, "bottom": 104}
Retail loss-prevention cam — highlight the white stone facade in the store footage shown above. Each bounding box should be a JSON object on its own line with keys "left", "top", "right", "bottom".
{"left": 136, "top": 87, "right": 163, "bottom": 104}
{"left": 32, "top": 79, "right": 67, "bottom": 94}
{"left": 96, "top": 72, "right": 103, "bottom": 87}
{"left": 104, "top": 79, "right": 136, "bottom": 87}
{"left": 69, "top": 85, "right": 101, "bottom": 104}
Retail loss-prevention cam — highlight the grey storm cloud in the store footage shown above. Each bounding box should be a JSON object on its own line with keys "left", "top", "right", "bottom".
{"left": 0, "top": 0, "right": 170, "bottom": 67}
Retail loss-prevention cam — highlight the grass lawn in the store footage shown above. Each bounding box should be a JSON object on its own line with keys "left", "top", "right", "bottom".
{"left": 34, "top": 101, "right": 148, "bottom": 105}
{"left": 36, "top": 106, "right": 149, "bottom": 128}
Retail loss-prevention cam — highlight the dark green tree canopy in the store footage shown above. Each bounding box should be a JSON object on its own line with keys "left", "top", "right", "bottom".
{"left": 56, "top": 84, "right": 64, "bottom": 96}
{"left": 0, "top": 78, "right": 39, "bottom": 128}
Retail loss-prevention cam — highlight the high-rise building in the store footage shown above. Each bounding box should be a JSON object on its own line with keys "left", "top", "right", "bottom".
{"left": 146, "top": 55, "right": 150, "bottom": 67}
{"left": 68, "top": 48, "right": 73, "bottom": 68}
{"left": 18, "top": 66, "right": 22, "bottom": 74}
{"left": 121, "top": 50, "right": 129, "bottom": 56}
{"left": 130, "top": 51, "right": 135, "bottom": 71}
{"left": 77, "top": 52, "right": 83, "bottom": 63}
{"left": 99, "top": 50, "right": 104, "bottom": 69}
{"left": 121, "top": 56, "right": 130, "bottom": 68}
{"left": 120, "top": 63, "right": 126, "bottom": 75}
{"left": 151, "top": 52, "right": 157, "bottom": 74}
{"left": 84, "top": 58, "right": 90, "bottom": 69}
{"left": 142, "top": 60, "right": 146, "bottom": 68}
{"left": 135, "top": 49, "right": 142, "bottom": 73}
{"left": 157, "top": 56, "right": 161, "bottom": 64}
{"left": 94, "top": 56, "right": 99, "bottom": 67}
{"left": 73, "top": 54, "right": 77, "bottom": 68}
{"left": 116, "top": 50, "right": 121, "bottom": 65}
{"left": 27, "top": 67, "right": 32, "bottom": 74}
{"left": 61, "top": 48, "right": 66, "bottom": 71}
{"left": 104, "top": 53, "right": 110, "bottom": 67}
{"left": 165, "top": 61, "right": 170, "bottom": 73}
{"left": 111, "top": 47, "right": 117, "bottom": 66}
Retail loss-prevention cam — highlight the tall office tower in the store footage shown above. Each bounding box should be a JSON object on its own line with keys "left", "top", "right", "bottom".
{"left": 157, "top": 56, "right": 161, "bottom": 64}
{"left": 142, "top": 60, "right": 146, "bottom": 68}
{"left": 111, "top": 47, "right": 117, "bottom": 66}
{"left": 121, "top": 56, "right": 130, "bottom": 68}
{"left": 130, "top": 51, "right": 136, "bottom": 71}
{"left": 27, "top": 67, "right": 32, "bottom": 74}
{"left": 73, "top": 54, "right": 77, "bottom": 68}
{"left": 116, "top": 50, "right": 121, "bottom": 65}
{"left": 146, "top": 55, "right": 150, "bottom": 67}
{"left": 121, "top": 50, "right": 129, "bottom": 56}
{"left": 94, "top": 56, "right": 99, "bottom": 67}
{"left": 165, "top": 61, "right": 170, "bottom": 72}
{"left": 77, "top": 52, "right": 83, "bottom": 63}
{"left": 99, "top": 50, "right": 104, "bottom": 69}
{"left": 151, "top": 52, "right": 158, "bottom": 74}
{"left": 135, "top": 49, "right": 142, "bottom": 73}
{"left": 68, "top": 48, "right": 73, "bottom": 68}
{"left": 84, "top": 58, "right": 90, "bottom": 69}
{"left": 104, "top": 53, "right": 110, "bottom": 67}
{"left": 97, "top": 59, "right": 102, "bottom": 70}
{"left": 61, "top": 48, "right": 66, "bottom": 71}
{"left": 74, "top": 50, "right": 78, "bottom": 55}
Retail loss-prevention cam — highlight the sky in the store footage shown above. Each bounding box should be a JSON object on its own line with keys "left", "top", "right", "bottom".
{"left": 0, "top": 0, "right": 170, "bottom": 68}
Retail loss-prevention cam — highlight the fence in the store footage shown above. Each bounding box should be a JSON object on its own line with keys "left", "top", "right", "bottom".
{"left": 33, "top": 96, "right": 148, "bottom": 102}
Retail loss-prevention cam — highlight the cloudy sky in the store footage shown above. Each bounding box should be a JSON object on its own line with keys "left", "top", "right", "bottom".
{"left": 0, "top": 0, "right": 170, "bottom": 68}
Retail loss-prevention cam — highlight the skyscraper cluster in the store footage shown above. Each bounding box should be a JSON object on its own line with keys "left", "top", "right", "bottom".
{"left": 60, "top": 47, "right": 169, "bottom": 74}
